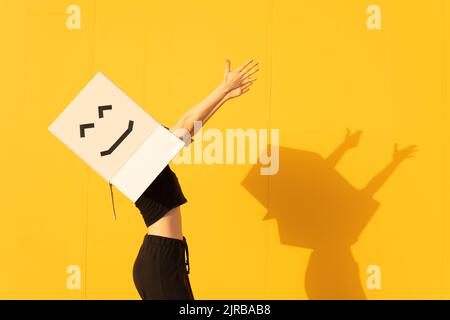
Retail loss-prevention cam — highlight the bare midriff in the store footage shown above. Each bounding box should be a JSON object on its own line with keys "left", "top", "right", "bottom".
{"left": 147, "top": 206, "right": 183, "bottom": 240}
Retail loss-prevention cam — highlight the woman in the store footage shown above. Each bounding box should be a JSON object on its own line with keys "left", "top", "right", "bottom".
{"left": 132, "top": 58, "right": 259, "bottom": 300}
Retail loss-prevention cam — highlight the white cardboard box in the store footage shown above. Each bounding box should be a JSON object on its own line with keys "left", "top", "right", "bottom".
{"left": 48, "top": 72, "right": 185, "bottom": 203}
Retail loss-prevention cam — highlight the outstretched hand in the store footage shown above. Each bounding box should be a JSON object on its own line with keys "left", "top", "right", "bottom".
{"left": 392, "top": 144, "right": 418, "bottom": 163}
{"left": 221, "top": 59, "right": 258, "bottom": 100}
{"left": 342, "top": 129, "right": 363, "bottom": 149}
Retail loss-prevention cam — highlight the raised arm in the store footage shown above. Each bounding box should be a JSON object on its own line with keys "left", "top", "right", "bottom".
{"left": 326, "top": 129, "right": 362, "bottom": 168}
{"left": 361, "top": 144, "right": 418, "bottom": 197}
{"left": 170, "top": 59, "right": 258, "bottom": 144}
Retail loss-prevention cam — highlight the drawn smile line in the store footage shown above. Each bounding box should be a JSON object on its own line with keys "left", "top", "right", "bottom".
{"left": 100, "top": 120, "right": 134, "bottom": 157}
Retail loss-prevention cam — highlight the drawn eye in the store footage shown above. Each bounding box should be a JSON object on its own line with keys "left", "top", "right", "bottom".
{"left": 98, "top": 105, "right": 112, "bottom": 118}
{"left": 80, "top": 123, "right": 95, "bottom": 138}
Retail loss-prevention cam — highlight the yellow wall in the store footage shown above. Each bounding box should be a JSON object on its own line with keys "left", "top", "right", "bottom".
{"left": 0, "top": 0, "right": 448, "bottom": 299}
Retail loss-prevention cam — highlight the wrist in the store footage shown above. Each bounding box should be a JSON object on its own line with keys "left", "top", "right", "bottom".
{"left": 339, "top": 142, "right": 351, "bottom": 151}
{"left": 217, "top": 82, "right": 230, "bottom": 95}
{"left": 215, "top": 84, "right": 230, "bottom": 103}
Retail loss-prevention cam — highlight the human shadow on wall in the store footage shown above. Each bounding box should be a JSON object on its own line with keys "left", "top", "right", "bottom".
{"left": 241, "top": 130, "right": 417, "bottom": 300}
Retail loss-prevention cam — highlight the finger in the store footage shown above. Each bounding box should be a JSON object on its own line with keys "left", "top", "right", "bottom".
{"left": 236, "top": 59, "right": 254, "bottom": 73}
{"left": 354, "top": 131, "right": 363, "bottom": 139}
{"left": 404, "top": 146, "right": 418, "bottom": 153}
{"left": 242, "top": 66, "right": 260, "bottom": 79}
{"left": 242, "top": 77, "right": 257, "bottom": 85}
{"left": 241, "top": 61, "right": 259, "bottom": 76}
{"left": 241, "top": 87, "right": 251, "bottom": 94}
{"left": 239, "top": 81, "right": 254, "bottom": 94}
{"left": 241, "top": 82, "right": 254, "bottom": 90}
{"left": 224, "top": 59, "right": 231, "bottom": 75}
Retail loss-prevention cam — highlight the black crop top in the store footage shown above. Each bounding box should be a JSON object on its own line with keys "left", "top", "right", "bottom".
{"left": 134, "top": 164, "right": 187, "bottom": 227}
{"left": 108, "top": 126, "right": 188, "bottom": 227}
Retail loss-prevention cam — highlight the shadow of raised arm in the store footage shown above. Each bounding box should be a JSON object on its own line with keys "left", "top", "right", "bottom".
{"left": 326, "top": 129, "right": 363, "bottom": 168}
{"left": 361, "top": 144, "right": 418, "bottom": 197}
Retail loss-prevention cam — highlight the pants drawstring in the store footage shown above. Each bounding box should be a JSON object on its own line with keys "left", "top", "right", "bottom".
{"left": 182, "top": 236, "right": 190, "bottom": 274}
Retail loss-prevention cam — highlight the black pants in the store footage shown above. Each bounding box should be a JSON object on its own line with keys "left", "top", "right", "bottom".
{"left": 133, "top": 234, "right": 194, "bottom": 300}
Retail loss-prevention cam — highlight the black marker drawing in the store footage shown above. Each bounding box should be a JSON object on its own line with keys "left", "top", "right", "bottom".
{"left": 80, "top": 123, "right": 95, "bottom": 138}
{"left": 79, "top": 105, "right": 134, "bottom": 156}
{"left": 98, "top": 105, "right": 112, "bottom": 118}
{"left": 100, "top": 120, "right": 134, "bottom": 157}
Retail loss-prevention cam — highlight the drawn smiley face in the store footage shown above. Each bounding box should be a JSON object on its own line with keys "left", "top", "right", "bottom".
{"left": 49, "top": 72, "right": 169, "bottom": 184}
{"left": 79, "top": 105, "right": 134, "bottom": 157}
